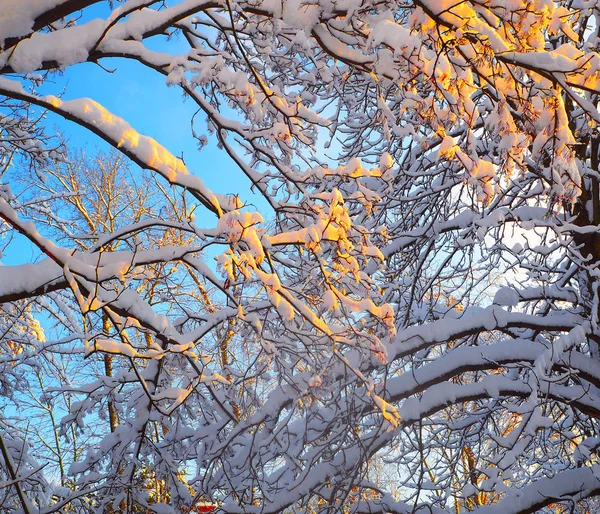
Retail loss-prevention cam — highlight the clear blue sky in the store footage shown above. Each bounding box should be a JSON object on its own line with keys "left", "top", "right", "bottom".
{"left": 45, "top": 57, "right": 243, "bottom": 199}
{"left": 39, "top": 0, "right": 256, "bottom": 205}
{"left": 4, "top": 4, "right": 269, "bottom": 264}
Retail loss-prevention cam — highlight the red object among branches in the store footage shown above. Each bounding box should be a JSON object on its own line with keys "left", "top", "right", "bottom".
{"left": 197, "top": 506, "right": 216, "bottom": 513}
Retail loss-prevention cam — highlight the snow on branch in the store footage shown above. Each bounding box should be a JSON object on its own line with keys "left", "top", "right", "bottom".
{"left": 2, "top": 1, "right": 600, "bottom": 513}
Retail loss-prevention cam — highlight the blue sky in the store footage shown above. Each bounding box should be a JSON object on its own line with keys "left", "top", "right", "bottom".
{"left": 4, "top": 5, "right": 268, "bottom": 265}
{"left": 45, "top": 1, "right": 246, "bottom": 196}
{"left": 46, "top": 57, "right": 243, "bottom": 198}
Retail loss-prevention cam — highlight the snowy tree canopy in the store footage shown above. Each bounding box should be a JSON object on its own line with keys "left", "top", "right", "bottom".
{"left": 2, "top": 0, "right": 600, "bottom": 512}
